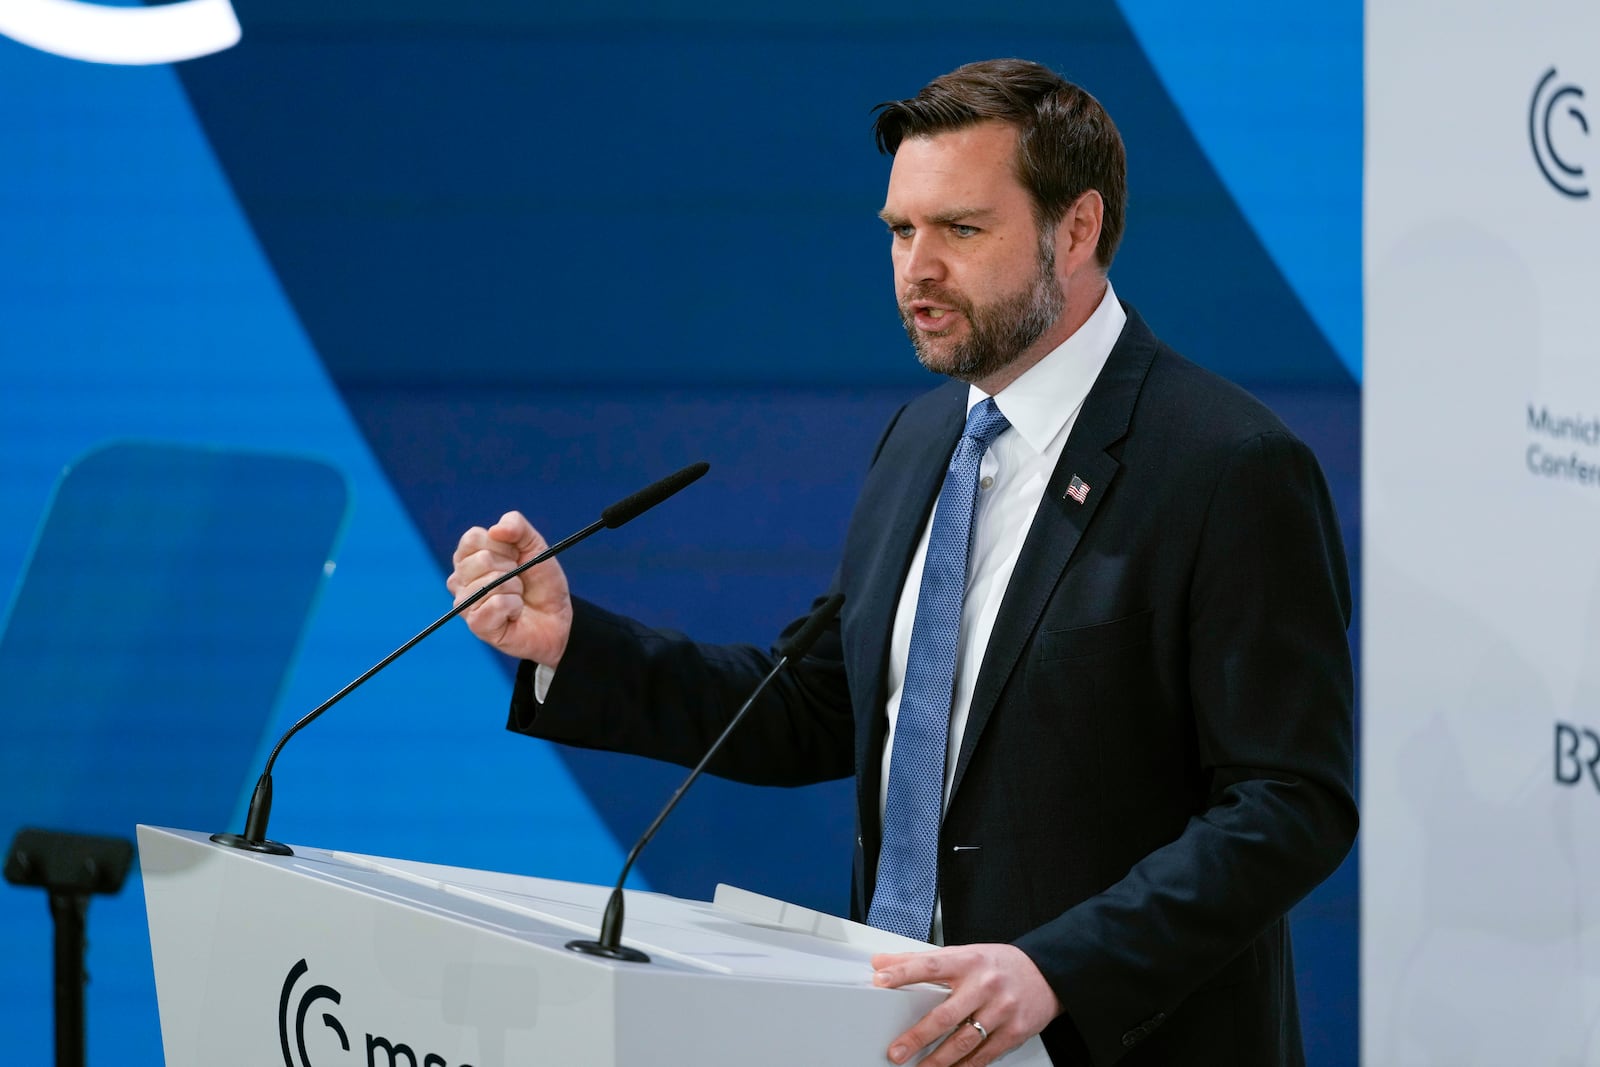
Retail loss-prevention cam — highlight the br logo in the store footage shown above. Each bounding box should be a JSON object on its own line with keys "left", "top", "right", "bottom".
{"left": 0, "top": 0, "right": 239, "bottom": 65}
{"left": 1530, "top": 67, "right": 1590, "bottom": 199}
{"left": 1555, "top": 722, "right": 1600, "bottom": 792}
{"left": 279, "top": 959, "right": 475, "bottom": 1067}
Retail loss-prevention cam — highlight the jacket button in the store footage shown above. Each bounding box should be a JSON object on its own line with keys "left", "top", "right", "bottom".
{"left": 1122, "top": 1032, "right": 1137, "bottom": 1048}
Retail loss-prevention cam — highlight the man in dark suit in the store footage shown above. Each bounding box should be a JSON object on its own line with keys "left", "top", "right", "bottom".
{"left": 448, "top": 60, "right": 1355, "bottom": 1066}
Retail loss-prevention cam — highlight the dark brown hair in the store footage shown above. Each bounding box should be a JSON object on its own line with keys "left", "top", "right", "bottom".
{"left": 872, "top": 59, "right": 1127, "bottom": 268}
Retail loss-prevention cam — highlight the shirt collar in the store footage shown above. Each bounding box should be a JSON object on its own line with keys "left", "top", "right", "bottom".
{"left": 967, "top": 280, "right": 1127, "bottom": 455}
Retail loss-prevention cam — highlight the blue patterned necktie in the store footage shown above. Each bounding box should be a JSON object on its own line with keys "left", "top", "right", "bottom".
{"left": 869, "top": 397, "right": 1010, "bottom": 940}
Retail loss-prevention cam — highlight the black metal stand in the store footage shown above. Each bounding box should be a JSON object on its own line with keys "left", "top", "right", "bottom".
{"left": 49, "top": 891, "right": 88, "bottom": 1067}
{"left": 4, "top": 828, "right": 134, "bottom": 1067}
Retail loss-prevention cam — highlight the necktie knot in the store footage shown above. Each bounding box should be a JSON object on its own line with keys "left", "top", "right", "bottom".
{"left": 963, "top": 397, "right": 1010, "bottom": 450}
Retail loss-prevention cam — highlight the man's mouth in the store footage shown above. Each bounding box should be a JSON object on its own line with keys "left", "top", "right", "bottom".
{"left": 909, "top": 300, "right": 962, "bottom": 331}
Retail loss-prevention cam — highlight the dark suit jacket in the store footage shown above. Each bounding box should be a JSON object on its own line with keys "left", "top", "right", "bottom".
{"left": 512, "top": 305, "right": 1357, "bottom": 1066}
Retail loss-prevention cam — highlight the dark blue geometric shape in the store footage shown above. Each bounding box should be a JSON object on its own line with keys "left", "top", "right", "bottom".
{"left": 172, "top": 3, "right": 1351, "bottom": 390}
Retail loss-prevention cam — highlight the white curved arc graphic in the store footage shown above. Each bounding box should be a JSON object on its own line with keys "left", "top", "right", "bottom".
{"left": 0, "top": 0, "right": 240, "bottom": 66}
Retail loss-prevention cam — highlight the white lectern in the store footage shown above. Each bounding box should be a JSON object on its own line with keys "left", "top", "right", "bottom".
{"left": 139, "top": 826, "right": 1051, "bottom": 1066}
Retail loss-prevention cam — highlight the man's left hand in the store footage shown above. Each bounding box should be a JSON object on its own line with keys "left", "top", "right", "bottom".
{"left": 871, "top": 943, "right": 1061, "bottom": 1066}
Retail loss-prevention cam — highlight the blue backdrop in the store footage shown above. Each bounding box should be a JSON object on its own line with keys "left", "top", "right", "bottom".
{"left": 0, "top": 1, "right": 1359, "bottom": 1062}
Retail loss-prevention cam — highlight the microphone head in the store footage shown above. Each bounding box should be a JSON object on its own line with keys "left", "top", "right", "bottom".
{"left": 776, "top": 593, "right": 845, "bottom": 662}
{"left": 600, "top": 461, "right": 710, "bottom": 529}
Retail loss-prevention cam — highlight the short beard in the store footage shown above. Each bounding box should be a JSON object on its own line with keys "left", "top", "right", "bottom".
{"left": 899, "top": 238, "right": 1064, "bottom": 384}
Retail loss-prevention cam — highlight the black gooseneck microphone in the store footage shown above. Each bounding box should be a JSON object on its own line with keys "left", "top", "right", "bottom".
{"left": 566, "top": 591, "right": 846, "bottom": 963}
{"left": 211, "top": 461, "right": 711, "bottom": 857}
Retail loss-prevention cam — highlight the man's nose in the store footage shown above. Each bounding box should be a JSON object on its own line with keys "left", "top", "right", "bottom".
{"left": 900, "top": 233, "right": 947, "bottom": 286}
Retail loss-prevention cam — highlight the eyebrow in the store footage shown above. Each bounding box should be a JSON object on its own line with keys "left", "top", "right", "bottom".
{"left": 877, "top": 206, "right": 996, "bottom": 226}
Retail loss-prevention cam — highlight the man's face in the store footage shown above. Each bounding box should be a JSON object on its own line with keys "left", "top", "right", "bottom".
{"left": 880, "top": 121, "right": 1065, "bottom": 385}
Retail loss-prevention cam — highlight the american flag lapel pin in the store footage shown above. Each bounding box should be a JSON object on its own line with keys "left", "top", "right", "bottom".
{"left": 1065, "top": 475, "right": 1090, "bottom": 505}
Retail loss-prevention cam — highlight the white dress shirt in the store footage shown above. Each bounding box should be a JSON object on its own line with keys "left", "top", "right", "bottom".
{"left": 878, "top": 283, "right": 1125, "bottom": 939}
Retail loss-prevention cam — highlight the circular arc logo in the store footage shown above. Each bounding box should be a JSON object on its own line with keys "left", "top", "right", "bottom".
{"left": 1530, "top": 67, "right": 1590, "bottom": 199}
{"left": 278, "top": 959, "right": 350, "bottom": 1067}
{"left": 0, "top": 0, "right": 240, "bottom": 66}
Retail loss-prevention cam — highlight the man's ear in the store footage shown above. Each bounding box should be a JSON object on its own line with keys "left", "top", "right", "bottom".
{"left": 1056, "top": 190, "right": 1104, "bottom": 274}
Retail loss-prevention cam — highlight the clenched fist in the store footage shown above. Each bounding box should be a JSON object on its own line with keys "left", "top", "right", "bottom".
{"left": 446, "top": 511, "right": 573, "bottom": 667}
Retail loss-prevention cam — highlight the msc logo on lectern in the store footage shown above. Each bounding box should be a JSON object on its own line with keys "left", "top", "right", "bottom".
{"left": 1530, "top": 67, "right": 1590, "bottom": 199}
{"left": 280, "top": 959, "right": 349, "bottom": 1066}
{"left": 279, "top": 959, "right": 477, "bottom": 1067}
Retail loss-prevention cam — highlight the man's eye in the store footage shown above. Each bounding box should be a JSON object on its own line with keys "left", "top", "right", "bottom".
{"left": 952, "top": 224, "right": 978, "bottom": 237}
{"left": 890, "top": 224, "right": 914, "bottom": 239}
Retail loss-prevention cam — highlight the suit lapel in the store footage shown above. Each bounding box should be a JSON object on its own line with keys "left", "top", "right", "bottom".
{"left": 949, "top": 307, "right": 1159, "bottom": 802}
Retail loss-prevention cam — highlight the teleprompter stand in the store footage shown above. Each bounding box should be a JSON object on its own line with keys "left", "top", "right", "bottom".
{"left": 4, "top": 827, "right": 134, "bottom": 1067}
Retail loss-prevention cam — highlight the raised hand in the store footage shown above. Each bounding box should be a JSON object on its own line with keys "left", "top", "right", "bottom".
{"left": 446, "top": 510, "right": 573, "bottom": 667}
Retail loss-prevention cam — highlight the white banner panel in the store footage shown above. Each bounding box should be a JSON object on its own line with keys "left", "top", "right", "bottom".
{"left": 1366, "top": 1, "right": 1600, "bottom": 1062}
